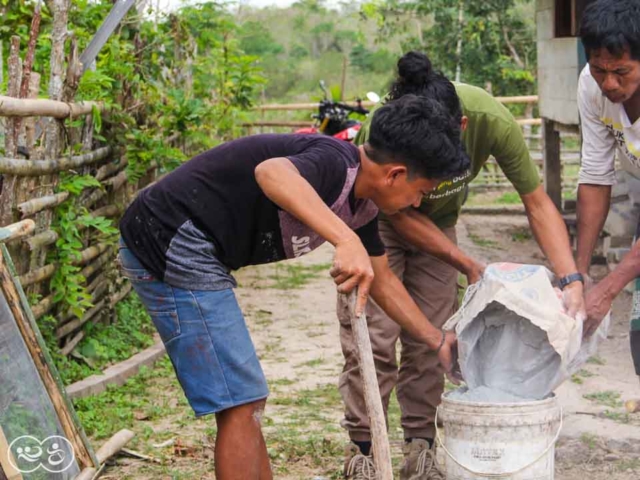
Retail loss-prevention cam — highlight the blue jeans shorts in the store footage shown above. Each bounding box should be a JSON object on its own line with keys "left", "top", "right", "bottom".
{"left": 118, "top": 239, "right": 269, "bottom": 416}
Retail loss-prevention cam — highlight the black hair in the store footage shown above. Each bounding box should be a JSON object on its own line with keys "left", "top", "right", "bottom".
{"left": 389, "top": 51, "right": 463, "bottom": 123}
{"left": 580, "top": 0, "right": 640, "bottom": 61}
{"left": 366, "top": 94, "right": 470, "bottom": 180}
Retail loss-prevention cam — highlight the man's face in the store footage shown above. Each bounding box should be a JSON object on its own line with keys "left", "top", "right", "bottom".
{"left": 373, "top": 168, "right": 440, "bottom": 215}
{"left": 589, "top": 48, "right": 640, "bottom": 104}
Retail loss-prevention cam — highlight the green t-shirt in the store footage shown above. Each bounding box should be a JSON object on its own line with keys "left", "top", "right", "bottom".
{"left": 355, "top": 83, "right": 540, "bottom": 228}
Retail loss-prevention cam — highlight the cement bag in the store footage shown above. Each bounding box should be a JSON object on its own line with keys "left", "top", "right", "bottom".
{"left": 443, "top": 263, "right": 610, "bottom": 401}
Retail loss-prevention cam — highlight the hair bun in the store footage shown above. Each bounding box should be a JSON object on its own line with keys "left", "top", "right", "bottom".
{"left": 397, "top": 51, "right": 433, "bottom": 86}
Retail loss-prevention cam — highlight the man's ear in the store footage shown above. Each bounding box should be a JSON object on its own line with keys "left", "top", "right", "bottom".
{"left": 386, "top": 165, "right": 408, "bottom": 185}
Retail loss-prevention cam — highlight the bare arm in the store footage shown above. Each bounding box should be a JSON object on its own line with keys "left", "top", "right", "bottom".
{"left": 584, "top": 238, "right": 640, "bottom": 336}
{"left": 369, "top": 254, "right": 458, "bottom": 376}
{"left": 575, "top": 184, "right": 612, "bottom": 275}
{"left": 255, "top": 157, "right": 373, "bottom": 313}
{"left": 521, "top": 185, "right": 585, "bottom": 318}
{"left": 388, "top": 209, "right": 485, "bottom": 283}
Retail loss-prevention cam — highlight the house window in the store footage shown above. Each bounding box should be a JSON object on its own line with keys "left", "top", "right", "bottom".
{"left": 555, "top": 0, "right": 596, "bottom": 37}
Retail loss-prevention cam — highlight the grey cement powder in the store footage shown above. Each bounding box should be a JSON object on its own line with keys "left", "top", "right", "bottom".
{"left": 454, "top": 302, "right": 562, "bottom": 403}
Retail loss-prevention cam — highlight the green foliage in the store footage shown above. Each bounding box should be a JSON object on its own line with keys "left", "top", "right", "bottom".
{"left": 42, "top": 293, "right": 157, "bottom": 385}
{"left": 50, "top": 174, "right": 118, "bottom": 318}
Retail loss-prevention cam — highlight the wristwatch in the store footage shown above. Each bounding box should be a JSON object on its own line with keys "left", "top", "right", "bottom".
{"left": 559, "top": 272, "right": 584, "bottom": 290}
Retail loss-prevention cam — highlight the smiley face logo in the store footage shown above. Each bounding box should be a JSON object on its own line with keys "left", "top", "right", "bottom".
{"left": 8, "top": 435, "right": 76, "bottom": 473}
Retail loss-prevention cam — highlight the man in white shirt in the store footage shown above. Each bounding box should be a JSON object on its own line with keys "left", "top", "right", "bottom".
{"left": 576, "top": 0, "right": 640, "bottom": 376}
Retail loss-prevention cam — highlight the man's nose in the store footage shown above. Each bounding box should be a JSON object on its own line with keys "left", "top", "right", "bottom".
{"left": 602, "top": 74, "right": 620, "bottom": 92}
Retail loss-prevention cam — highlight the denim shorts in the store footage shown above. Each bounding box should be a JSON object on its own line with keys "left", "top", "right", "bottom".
{"left": 118, "top": 239, "right": 269, "bottom": 416}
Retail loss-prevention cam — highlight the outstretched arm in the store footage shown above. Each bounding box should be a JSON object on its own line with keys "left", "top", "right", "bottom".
{"left": 388, "top": 209, "right": 485, "bottom": 283}
{"left": 367, "top": 254, "right": 458, "bottom": 379}
{"left": 256, "top": 157, "right": 373, "bottom": 314}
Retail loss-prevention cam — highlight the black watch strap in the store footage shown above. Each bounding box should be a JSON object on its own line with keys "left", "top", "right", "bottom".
{"left": 559, "top": 272, "right": 584, "bottom": 290}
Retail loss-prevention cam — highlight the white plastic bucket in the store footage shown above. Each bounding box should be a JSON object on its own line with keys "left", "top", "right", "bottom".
{"left": 436, "top": 392, "right": 562, "bottom": 479}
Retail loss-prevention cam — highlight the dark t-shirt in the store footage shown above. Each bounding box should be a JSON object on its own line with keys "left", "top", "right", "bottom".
{"left": 120, "top": 134, "right": 384, "bottom": 290}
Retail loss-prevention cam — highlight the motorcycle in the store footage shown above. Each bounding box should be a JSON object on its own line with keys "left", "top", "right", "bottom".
{"left": 295, "top": 81, "right": 380, "bottom": 142}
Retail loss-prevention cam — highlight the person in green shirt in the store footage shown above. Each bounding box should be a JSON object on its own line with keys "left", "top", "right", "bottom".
{"left": 339, "top": 51, "right": 586, "bottom": 480}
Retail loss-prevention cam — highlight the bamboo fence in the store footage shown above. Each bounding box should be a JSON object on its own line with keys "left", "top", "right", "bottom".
{"left": 0, "top": 3, "right": 157, "bottom": 359}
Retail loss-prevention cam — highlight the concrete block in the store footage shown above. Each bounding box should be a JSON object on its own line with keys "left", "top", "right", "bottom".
{"left": 538, "top": 38, "right": 579, "bottom": 68}
{"left": 537, "top": 0, "right": 554, "bottom": 12}
{"left": 537, "top": 9, "right": 554, "bottom": 41}
{"left": 66, "top": 341, "right": 166, "bottom": 399}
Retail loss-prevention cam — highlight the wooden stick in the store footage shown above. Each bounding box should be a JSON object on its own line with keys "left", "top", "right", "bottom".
{"left": 25, "top": 229, "right": 58, "bottom": 250}
{"left": 56, "top": 299, "right": 106, "bottom": 339}
{"left": 32, "top": 294, "right": 55, "bottom": 319}
{"left": 346, "top": 291, "right": 393, "bottom": 480}
{"left": 0, "top": 246, "right": 97, "bottom": 469}
{"left": 0, "top": 220, "right": 36, "bottom": 244}
{"left": 19, "top": 263, "right": 56, "bottom": 287}
{"left": 17, "top": 191, "right": 69, "bottom": 217}
{"left": 60, "top": 329, "right": 85, "bottom": 356}
{"left": 0, "top": 146, "right": 111, "bottom": 175}
{"left": 120, "top": 448, "right": 161, "bottom": 464}
{"left": 74, "top": 467, "right": 97, "bottom": 480}
{"left": 80, "top": 249, "right": 114, "bottom": 279}
{"left": 72, "top": 243, "right": 109, "bottom": 266}
{"left": 95, "top": 159, "right": 127, "bottom": 181}
{"left": 0, "top": 96, "right": 101, "bottom": 118}
{"left": 109, "top": 283, "right": 132, "bottom": 308}
{"left": 95, "top": 429, "right": 135, "bottom": 464}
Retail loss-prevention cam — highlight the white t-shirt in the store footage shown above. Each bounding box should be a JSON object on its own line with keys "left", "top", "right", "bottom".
{"left": 578, "top": 65, "right": 640, "bottom": 185}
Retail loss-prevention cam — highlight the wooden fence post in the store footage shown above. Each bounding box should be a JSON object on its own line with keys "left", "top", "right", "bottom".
{"left": 543, "top": 117, "right": 563, "bottom": 210}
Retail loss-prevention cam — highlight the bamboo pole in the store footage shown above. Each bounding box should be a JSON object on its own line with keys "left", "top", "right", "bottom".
{"left": 0, "top": 220, "right": 36, "bottom": 244}
{"left": 95, "top": 429, "right": 135, "bottom": 464}
{"left": 5, "top": 36, "right": 22, "bottom": 158}
{"left": 80, "top": 249, "right": 114, "bottom": 279}
{"left": 109, "top": 283, "right": 132, "bottom": 308}
{"left": 25, "top": 229, "right": 58, "bottom": 251}
{"left": 95, "top": 158, "right": 127, "bottom": 181}
{"left": 17, "top": 192, "right": 69, "bottom": 217}
{"left": 73, "top": 243, "right": 109, "bottom": 266}
{"left": 19, "top": 263, "right": 56, "bottom": 287}
{"left": 516, "top": 118, "right": 542, "bottom": 126}
{"left": 0, "top": 246, "right": 97, "bottom": 469}
{"left": 56, "top": 299, "right": 106, "bottom": 339}
{"left": 0, "top": 96, "right": 101, "bottom": 118}
{"left": 345, "top": 291, "right": 393, "bottom": 479}
{"left": 32, "top": 293, "right": 55, "bottom": 319}
{"left": 252, "top": 95, "right": 538, "bottom": 112}
{"left": 0, "top": 146, "right": 111, "bottom": 175}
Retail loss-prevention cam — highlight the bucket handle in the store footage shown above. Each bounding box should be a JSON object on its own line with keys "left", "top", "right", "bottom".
{"left": 434, "top": 404, "right": 563, "bottom": 478}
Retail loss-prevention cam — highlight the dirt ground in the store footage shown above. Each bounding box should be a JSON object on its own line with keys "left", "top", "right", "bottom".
{"left": 95, "top": 214, "right": 640, "bottom": 479}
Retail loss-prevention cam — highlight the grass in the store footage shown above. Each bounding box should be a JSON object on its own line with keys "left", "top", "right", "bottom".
{"left": 583, "top": 390, "right": 623, "bottom": 408}
{"left": 72, "top": 356, "right": 184, "bottom": 441}
{"left": 468, "top": 232, "right": 500, "bottom": 248}
{"left": 269, "top": 262, "right": 332, "bottom": 289}
{"left": 580, "top": 432, "right": 598, "bottom": 449}
{"left": 587, "top": 355, "right": 607, "bottom": 365}
{"left": 509, "top": 226, "right": 532, "bottom": 242}
{"left": 571, "top": 368, "right": 595, "bottom": 384}
{"left": 495, "top": 191, "right": 522, "bottom": 205}
{"left": 44, "top": 292, "right": 157, "bottom": 385}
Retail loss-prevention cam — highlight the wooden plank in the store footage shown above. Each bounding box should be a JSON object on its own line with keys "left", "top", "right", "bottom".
{"left": 346, "top": 291, "right": 393, "bottom": 480}
{"left": 543, "top": 118, "right": 563, "bottom": 209}
{"left": 0, "top": 426, "right": 23, "bottom": 480}
{"left": 0, "top": 246, "right": 98, "bottom": 469}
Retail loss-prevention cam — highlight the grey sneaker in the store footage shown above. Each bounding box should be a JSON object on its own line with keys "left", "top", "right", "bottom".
{"left": 400, "top": 439, "right": 445, "bottom": 480}
{"left": 343, "top": 442, "right": 376, "bottom": 480}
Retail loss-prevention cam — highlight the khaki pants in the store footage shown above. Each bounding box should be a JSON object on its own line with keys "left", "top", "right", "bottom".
{"left": 338, "top": 219, "right": 458, "bottom": 441}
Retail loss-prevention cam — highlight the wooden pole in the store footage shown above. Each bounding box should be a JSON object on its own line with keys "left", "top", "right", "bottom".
{"left": 345, "top": 291, "right": 393, "bottom": 480}
{"left": 0, "top": 426, "right": 23, "bottom": 480}
{"left": 0, "top": 246, "right": 97, "bottom": 469}
{"left": 542, "top": 118, "right": 563, "bottom": 210}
